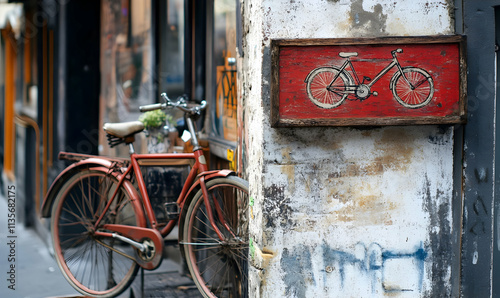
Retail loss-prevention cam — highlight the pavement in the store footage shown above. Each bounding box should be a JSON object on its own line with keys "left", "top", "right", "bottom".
{"left": 0, "top": 193, "right": 202, "bottom": 298}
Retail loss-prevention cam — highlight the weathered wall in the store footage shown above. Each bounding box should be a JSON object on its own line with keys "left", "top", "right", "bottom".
{"left": 241, "top": 0, "right": 459, "bottom": 297}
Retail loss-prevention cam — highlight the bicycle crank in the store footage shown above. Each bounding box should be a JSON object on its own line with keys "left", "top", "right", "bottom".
{"left": 100, "top": 224, "right": 164, "bottom": 270}
{"left": 355, "top": 84, "right": 371, "bottom": 99}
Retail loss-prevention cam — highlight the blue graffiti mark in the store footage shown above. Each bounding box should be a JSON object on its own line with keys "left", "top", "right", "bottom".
{"left": 322, "top": 242, "right": 427, "bottom": 294}
{"left": 281, "top": 247, "right": 316, "bottom": 297}
{"left": 381, "top": 245, "right": 427, "bottom": 292}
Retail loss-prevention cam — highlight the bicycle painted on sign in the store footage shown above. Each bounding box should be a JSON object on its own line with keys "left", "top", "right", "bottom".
{"left": 41, "top": 92, "right": 249, "bottom": 298}
{"left": 304, "top": 49, "right": 435, "bottom": 109}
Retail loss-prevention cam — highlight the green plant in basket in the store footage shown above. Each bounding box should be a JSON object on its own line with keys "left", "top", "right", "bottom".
{"left": 139, "top": 109, "right": 167, "bottom": 129}
{"left": 139, "top": 110, "right": 175, "bottom": 143}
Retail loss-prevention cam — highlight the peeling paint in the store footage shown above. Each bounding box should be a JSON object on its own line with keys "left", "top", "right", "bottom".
{"left": 263, "top": 184, "right": 293, "bottom": 229}
{"left": 349, "top": 0, "right": 387, "bottom": 35}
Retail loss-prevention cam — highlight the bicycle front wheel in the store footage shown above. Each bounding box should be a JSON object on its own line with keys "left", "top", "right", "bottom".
{"left": 305, "top": 67, "right": 351, "bottom": 109}
{"left": 392, "top": 67, "right": 434, "bottom": 108}
{"left": 51, "top": 169, "right": 141, "bottom": 297}
{"left": 182, "top": 176, "right": 250, "bottom": 298}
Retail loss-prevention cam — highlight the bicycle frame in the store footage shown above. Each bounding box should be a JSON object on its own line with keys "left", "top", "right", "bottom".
{"left": 328, "top": 51, "right": 412, "bottom": 92}
{"left": 91, "top": 119, "right": 234, "bottom": 251}
{"left": 95, "top": 153, "right": 199, "bottom": 229}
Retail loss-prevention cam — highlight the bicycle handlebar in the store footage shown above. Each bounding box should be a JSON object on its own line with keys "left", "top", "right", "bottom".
{"left": 139, "top": 103, "right": 166, "bottom": 112}
{"left": 391, "top": 48, "right": 403, "bottom": 58}
{"left": 139, "top": 93, "right": 207, "bottom": 115}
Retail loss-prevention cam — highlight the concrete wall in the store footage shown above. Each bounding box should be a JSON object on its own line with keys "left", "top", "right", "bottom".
{"left": 241, "top": 0, "right": 459, "bottom": 297}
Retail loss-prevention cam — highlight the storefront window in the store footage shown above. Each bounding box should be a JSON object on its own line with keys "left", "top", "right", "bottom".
{"left": 213, "top": 0, "right": 237, "bottom": 142}
{"left": 159, "top": 0, "right": 185, "bottom": 98}
{"left": 100, "top": 0, "right": 153, "bottom": 156}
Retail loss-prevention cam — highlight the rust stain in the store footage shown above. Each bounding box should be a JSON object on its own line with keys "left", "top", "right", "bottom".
{"left": 256, "top": 246, "right": 276, "bottom": 289}
{"left": 329, "top": 182, "right": 399, "bottom": 225}
{"left": 281, "top": 147, "right": 296, "bottom": 192}
{"left": 376, "top": 128, "right": 415, "bottom": 158}
{"left": 335, "top": 194, "right": 398, "bottom": 225}
{"left": 323, "top": 128, "right": 416, "bottom": 226}
{"left": 281, "top": 147, "right": 292, "bottom": 163}
{"left": 328, "top": 128, "right": 416, "bottom": 179}
{"left": 260, "top": 247, "right": 276, "bottom": 268}
{"left": 281, "top": 164, "right": 295, "bottom": 193}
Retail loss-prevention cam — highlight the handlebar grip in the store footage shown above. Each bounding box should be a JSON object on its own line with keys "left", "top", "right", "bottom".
{"left": 396, "top": 48, "right": 403, "bottom": 53}
{"left": 139, "top": 103, "right": 164, "bottom": 112}
{"left": 199, "top": 100, "right": 207, "bottom": 110}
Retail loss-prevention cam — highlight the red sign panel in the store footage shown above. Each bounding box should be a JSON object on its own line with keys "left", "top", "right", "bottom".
{"left": 271, "top": 36, "right": 467, "bottom": 127}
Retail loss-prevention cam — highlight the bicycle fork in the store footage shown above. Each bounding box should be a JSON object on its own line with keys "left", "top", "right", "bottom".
{"left": 391, "top": 49, "right": 415, "bottom": 89}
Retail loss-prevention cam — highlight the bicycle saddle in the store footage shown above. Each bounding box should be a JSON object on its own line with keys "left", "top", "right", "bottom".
{"left": 103, "top": 121, "right": 144, "bottom": 138}
{"left": 339, "top": 52, "right": 358, "bottom": 58}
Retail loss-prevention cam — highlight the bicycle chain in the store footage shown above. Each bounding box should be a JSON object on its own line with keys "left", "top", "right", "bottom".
{"left": 95, "top": 238, "right": 136, "bottom": 261}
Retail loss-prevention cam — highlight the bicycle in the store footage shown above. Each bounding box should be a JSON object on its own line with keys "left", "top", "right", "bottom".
{"left": 41, "top": 92, "right": 249, "bottom": 298}
{"left": 304, "top": 48, "right": 435, "bottom": 109}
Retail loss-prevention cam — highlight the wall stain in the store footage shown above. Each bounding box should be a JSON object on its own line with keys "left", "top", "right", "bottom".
{"left": 421, "top": 174, "right": 453, "bottom": 296}
{"left": 349, "top": 0, "right": 387, "bottom": 34}
{"left": 332, "top": 193, "right": 397, "bottom": 225}
{"left": 263, "top": 184, "right": 294, "bottom": 229}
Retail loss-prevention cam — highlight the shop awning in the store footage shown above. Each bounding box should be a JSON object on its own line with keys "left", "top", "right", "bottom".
{"left": 0, "top": 3, "right": 23, "bottom": 38}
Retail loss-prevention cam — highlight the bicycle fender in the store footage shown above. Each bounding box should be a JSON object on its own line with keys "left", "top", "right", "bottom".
{"left": 178, "top": 170, "right": 235, "bottom": 211}
{"left": 41, "top": 158, "right": 142, "bottom": 221}
{"left": 304, "top": 66, "right": 350, "bottom": 83}
{"left": 389, "top": 66, "right": 432, "bottom": 90}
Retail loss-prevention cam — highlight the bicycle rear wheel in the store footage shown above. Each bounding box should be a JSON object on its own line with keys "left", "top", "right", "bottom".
{"left": 51, "top": 169, "right": 141, "bottom": 297}
{"left": 305, "top": 67, "right": 351, "bottom": 109}
{"left": 182, "top": 176, "right": 250, "bottom": 298}
{"left": 392, "top": 67, "right": 434, "bottom": 108}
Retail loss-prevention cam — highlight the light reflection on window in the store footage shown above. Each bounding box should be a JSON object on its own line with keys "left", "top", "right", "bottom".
{"left": 159, "top": 0, "right": 184, "bottom": 99}
{"left": 100, "top": 0, "right": 153, "bottom": 156}
{"left": 213, "top": 0, "right": 237, "bottom": 142}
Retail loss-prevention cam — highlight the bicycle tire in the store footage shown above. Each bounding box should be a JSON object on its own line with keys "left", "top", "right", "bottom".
{"left": 51, "top": 168, "right": 141, "bottom": 297}
{"left": 182, "top": 176, "right": 250, "bottom": 298}
{"left": 305, "top": 67, "right": 351, "bottom": 109}
{"left": 391, "top": 67, "right": 434, "bottom": 108}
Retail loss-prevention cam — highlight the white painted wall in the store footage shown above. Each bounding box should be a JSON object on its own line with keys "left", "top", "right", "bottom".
{"left": 241, "top": 0, "right": 456, "bottom": 297}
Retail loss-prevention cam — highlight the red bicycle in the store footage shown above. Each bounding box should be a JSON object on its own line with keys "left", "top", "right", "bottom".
{"left": 41, "top": 93, "right": 249, "bottom": 298}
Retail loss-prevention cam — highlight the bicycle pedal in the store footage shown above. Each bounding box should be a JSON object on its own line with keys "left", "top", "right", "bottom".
{"left": 372, "top": 91, "right": 378, "bottom": 96}
{"left": 164, "top": 202, "right": 180, "bottom": 220}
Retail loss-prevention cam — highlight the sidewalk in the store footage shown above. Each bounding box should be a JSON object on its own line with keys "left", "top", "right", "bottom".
{"left": 0, "top": 193, "right": 201, "bottom": 298}
{"left": 0, "top": 194, "right": 80, "bottom": 298}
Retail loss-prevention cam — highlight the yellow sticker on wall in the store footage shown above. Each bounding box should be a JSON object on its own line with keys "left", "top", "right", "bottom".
{"left": 227, "top": 149, "right": 236, "bottom": 171}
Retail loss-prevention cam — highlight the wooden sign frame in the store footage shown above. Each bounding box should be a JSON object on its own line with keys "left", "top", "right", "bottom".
{"left": 270, "top": 35, "right": 467, "bottom": 127}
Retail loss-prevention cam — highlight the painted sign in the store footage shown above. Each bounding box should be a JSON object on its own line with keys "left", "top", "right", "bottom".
{"left": 270, "top": 36, "right": 467, "bottom": 127}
